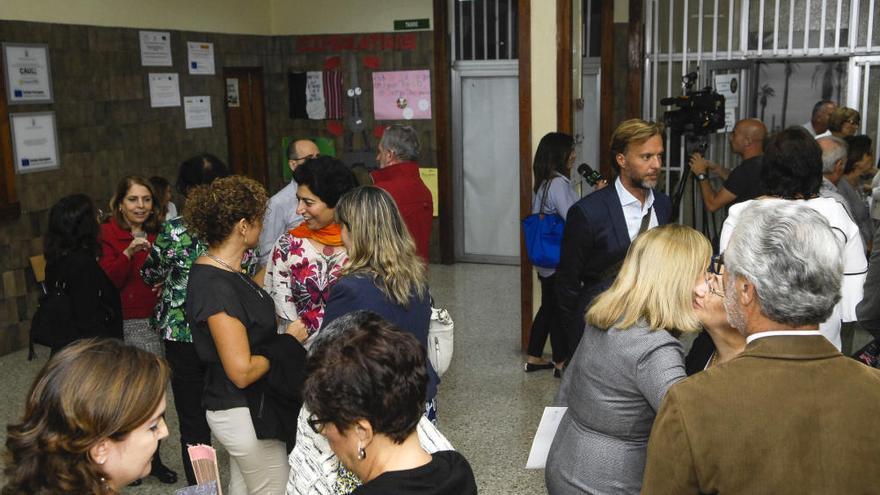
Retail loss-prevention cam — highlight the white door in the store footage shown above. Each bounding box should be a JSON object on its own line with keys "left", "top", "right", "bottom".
{"left": 453, "top": 61, "right": 519, "bottom": 264}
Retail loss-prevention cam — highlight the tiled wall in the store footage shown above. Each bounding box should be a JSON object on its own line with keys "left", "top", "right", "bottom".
{"left": 0, "top": 20, "right": 436, "bottom": 356}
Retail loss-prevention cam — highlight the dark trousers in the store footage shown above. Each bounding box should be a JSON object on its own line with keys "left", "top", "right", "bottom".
{"left": 527, "top": 274, "right": 565, "bottom": 363}
{"left": 165, "top": 340, "right": 212, "bottom": 486}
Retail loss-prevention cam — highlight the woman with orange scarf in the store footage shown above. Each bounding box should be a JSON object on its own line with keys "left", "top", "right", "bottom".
{"left": 265, "top": 157, "right": 357, "bottom": 347}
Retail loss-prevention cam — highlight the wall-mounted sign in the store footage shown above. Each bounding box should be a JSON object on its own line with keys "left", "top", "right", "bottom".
{"left": 184, "top": 96, "right": 212, "bottom": 129}
{"left": 394, "top": 18, "right": 430, "bottom": 30}
{"left": 140, "top": 31, "right": 173, "bottom": 66}
{"left": 10, "top": 112, "right": 60, "bottom": 174}
{"left": 3, "top": 43, "right": 53, "bottom": 104}
{"left": 148, "top": 73, "right": 181, "bottom": 108}
{"left": 226, "top": 78, "right": 240, "bottom": 107}
{"left": 187, "top": 42, "right": 215, "bottom": 75}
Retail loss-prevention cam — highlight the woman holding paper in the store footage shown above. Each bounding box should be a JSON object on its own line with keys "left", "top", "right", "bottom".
{"left": 545, "top": 224, "right": 711, "bottom": 494}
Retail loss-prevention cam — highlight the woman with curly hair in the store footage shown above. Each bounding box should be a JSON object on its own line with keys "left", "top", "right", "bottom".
{"left": 185, "top": 176, "right": 305, "bottom": 495}
{"left": 42, "top": 194, "right": 122, "bottom": 353}
{"left": 4, "top": 339, "right": 170, "bottom": 494}
{"left": 264, "top": 157, "right": 357, "bottom": 345}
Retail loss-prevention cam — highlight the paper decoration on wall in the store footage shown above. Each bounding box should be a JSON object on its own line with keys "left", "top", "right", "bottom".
{"left": 327, "top": 121, "right": 344, "bottom": 137}
{"left": 289, "top": 71, "right": 344, "bottom": 120}
{"left": 372, "top": 70, "right": 431, "bottom": 121}
{"left": 363, "top": 56, "right": 381, "bottom": 70}
{"left": 323, "top": 71, "right": 343, "bottom": 119}
{"left": 418, "top": 168, "right": 439, "bottom": 217}
{"left": 306, "top": 71, "right": 326, "bottom": 119}
{"left": 373, "top": 124, "right": 386, "bottom": 138}
{"left": 324, "top": 56, "right": 341, "bottom": 70}
{"left": 295, "top": 33, "right": 417, "bottom": 54}
{"left": 289, "top": 72, "right": 308, "bottom": 119}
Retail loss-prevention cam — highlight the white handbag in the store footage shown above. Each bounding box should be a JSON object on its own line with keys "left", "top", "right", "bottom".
{"left": 428, "top": 306, "right": 454, "bottom": 376}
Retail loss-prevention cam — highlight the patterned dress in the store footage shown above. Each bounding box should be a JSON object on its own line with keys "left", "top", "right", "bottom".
{"left": 141, "top": 217, "right": 257, "bottom": 342}
{"left": 264, "top": 233, "right": 347, "bottom": 344}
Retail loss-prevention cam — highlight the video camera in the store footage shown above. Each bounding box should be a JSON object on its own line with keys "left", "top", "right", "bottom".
{"left": 661, "top": 72, "right": 725, "bottom": 136}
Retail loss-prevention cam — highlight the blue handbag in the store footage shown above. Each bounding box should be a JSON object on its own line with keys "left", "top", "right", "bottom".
{"left": 522, "top": 182, "right": 565, "bottom": 268}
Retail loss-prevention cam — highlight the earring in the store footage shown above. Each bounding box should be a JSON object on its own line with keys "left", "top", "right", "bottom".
{"left": 357, "top": 446, "right": 366, "bottom": 460}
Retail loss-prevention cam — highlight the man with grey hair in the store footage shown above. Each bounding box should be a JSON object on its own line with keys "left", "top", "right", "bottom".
{"left": 817, "top": 135, "right": 853, "bottom": 217}
{"left": 643, "top": 200, "right": 880, "bottom": 494}
{"left": 372, "top": 125, "right": 433, "bottom": 262}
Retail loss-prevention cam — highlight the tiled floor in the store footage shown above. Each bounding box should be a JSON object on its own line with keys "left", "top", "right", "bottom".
{"left": 1, "top": 263, "right": 874, "bottom": 494}
{"left": 0, "top": 263, "right": 557, "bottom": 494}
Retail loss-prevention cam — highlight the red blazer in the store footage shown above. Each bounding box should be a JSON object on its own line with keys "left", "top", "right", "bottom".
{"left": 371, "top": 161, "right": 433, "bottom": 262}
{"left": 99, "top": 218, "right": 158, "bottom": 319}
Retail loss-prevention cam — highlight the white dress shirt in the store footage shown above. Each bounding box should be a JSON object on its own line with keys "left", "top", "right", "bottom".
{"left": 615, "top": 177, "right": 658, "bottom": 241}
{"left": 746, "top": 330, "right": 823, "bottom": 344}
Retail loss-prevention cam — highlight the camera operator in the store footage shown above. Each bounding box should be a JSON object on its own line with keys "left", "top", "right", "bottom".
{"left": 688, "top": 118, "right": 767, "bottom": 212}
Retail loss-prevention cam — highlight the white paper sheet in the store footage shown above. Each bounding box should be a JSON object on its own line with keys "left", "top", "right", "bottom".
{"left": 184, "top": 96, "right": 212, "bottom": 129}
{"left": 10, "top": 112, "right": 59, "bottom": 173}
{"left": 148, "top": 73, "right": 180, "bottom": 108}
{"left": 139, "top": 31, "right": 172, "bottom": 66}
{"left": 187, "top": 42, "right": 215, "bottom": 75}
{"left": 526, "top": 406, "right": 567, "bottom": 469}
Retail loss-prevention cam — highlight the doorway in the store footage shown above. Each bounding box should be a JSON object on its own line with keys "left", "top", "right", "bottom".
{"left": 224, "top": 67, "right": 268, "bottom": 186}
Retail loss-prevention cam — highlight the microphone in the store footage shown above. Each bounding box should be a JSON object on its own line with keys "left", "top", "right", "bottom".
{"left": 576, "top": 163, "right": 604, "bottom": 186}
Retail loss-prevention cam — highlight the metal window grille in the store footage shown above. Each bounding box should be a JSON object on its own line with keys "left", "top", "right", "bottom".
{"left": 643, "top": 0, "right": 880, "bottom": 230}
{"left": 453, "top": 0, "right": 518, "bottom": 61}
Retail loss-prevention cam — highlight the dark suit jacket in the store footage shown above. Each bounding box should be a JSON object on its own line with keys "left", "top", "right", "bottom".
{"left": 555, "top": 184, "right": 671, "bottom": 357}
{"left": 322, "top": 274, "right": 438, "bottom": 400}
{"left": 643, "top": 335, "right": 880, "bottom": 494}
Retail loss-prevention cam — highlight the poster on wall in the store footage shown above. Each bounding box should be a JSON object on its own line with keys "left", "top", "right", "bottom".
{"left": 2, "top": 43, "right": 53, "bottom": 104}
{"left": 148, "top": 73, "right": 181, "bottom": 107}
{"left": 184, "top": 96, "right": 212, "bottom": 129}
{"left": 10, "top": 112, "right": 60, "bottom": 174}
{"left": 372, "top": 70, "right": 431, "bottom": 120}
{"left": 187, "top": 42, "right": 215, "bottom": 75}
{"left": 714, "top": 73, "right": 739, "bottom": 133}
{"left": 226, "top": 78, "right": 240, "bottom": 107}
{"left": 139, "top": 31, "right": 173, "bottom": 66}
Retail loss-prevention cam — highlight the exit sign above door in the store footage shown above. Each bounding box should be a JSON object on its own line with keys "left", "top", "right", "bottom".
{"left": 394, "top": 18, "right": 430, "bottom": 31}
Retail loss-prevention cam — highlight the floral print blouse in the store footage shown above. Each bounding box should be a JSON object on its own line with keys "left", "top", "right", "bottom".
{"left": 141, "top": 217, "right": 257, "bottom": 342}
{"left": 265, "top": 232, "right": 347, "bottom": 344}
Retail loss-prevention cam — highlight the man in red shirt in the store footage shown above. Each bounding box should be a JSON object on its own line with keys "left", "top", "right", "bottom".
{"left": 372, "top": 125, "right": 433, "bottom": 262}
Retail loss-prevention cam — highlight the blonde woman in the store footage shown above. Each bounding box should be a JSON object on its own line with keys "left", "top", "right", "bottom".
{"left": 322, "top": 186, "right": 437, "bottom": 421}
{"left": 545, "top": 224, "right": 711, "bottom": 495}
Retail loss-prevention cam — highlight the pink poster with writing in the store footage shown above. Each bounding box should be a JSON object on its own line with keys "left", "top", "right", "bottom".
{"left": 372, "top": 70, "right": 432, "bottom": 120}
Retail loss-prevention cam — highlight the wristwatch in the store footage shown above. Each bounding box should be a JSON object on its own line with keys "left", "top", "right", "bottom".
{"left": 695, "top": 173, "right": 708, "bottom": 181}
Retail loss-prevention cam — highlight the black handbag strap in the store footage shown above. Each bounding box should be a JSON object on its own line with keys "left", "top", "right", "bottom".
{"left": 538, "top": 179, "right": 553, "bottom": 217}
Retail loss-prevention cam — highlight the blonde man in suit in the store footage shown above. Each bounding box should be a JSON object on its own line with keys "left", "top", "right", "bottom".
{"left": 643, "top": 200, "right": 880, "bottom": 494}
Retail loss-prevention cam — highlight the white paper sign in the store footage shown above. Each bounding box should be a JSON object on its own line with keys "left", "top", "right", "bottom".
{"left": 226, "top": 78, "right": 240, "bottom": 107}
{"left": 184, "top": 96, "right": 212, "bottom": 129}
{"left": 139, "top": 31, "right": 172, "bottom": 66}
{"left": 10, "top": 112, "right": 60, "bottom": 174}
{"left": 526, "top": 407, "right": 568, "bottom": 469}
{"left": 3, "top": 43, "right": 53, "bottom": 104}
{"left": 187, "top": 42, "right": 215, "bottom": 75}
{"left": 714, "top": 73, "right": 740, "bottom": 133}
{"left": 148, "top": 73, "right": 181, "bottom": 108}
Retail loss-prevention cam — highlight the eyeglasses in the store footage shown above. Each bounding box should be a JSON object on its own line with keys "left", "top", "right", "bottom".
{"left": 844, "top": 119, "right": 860, "bottom": 125}
{"left": 291, "top": 153, "right": 319, "bottom": 163}
{"left": 307, "top": 414, "right": 327, "bottom": 434}
{"left": 705, "top": 253, "right": 724, "bottom": 297}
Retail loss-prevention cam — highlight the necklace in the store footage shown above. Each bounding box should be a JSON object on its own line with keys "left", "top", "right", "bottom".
{"left": 205, "top": 253, "right": 264, "bottom": 298}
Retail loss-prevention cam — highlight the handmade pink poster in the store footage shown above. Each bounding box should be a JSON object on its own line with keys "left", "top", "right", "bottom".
{"left": 372, "top": 70, "right": 432, "bottom": 120}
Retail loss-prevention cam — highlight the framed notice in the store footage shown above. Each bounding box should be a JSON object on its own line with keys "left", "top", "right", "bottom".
{"left": 10, "top": 112, "right": 60, "bottom": 174}
{"left": 3, "top": 43, "right": 53, "bottom": 104}
{"left": 187, "top": 42, "right": 215, "bottom": 75}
